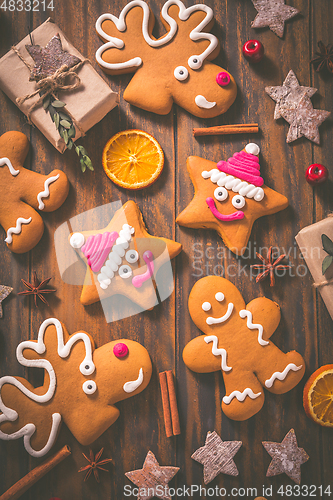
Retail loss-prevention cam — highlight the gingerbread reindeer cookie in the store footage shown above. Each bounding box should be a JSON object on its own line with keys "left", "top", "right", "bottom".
{"left": 176, "top": 143, "right": 288, "bottom": 255}
{"left": 95, "top": 0, "right": 237, "bottom": 118}
{"left": 0, "top": 318, "right": 152, "bottom": 457}
{"left": 0, "top": 131, "right": 69, "bottom": 253}
{"left": 183, "top": 276, "right": 305, "bottom": 420}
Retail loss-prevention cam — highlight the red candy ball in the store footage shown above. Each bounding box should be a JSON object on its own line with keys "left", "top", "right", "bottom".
{"left": 216, "top": 71, "right": 231, "bottom": 87}
{"left": 113, "top": 342, "right": 129, "bottom": 358}
{"left": 242, "top": 40, "right": 264, "bottom": 63}
{"left": 305, "top": 164, "right": 329, "bottom": 185}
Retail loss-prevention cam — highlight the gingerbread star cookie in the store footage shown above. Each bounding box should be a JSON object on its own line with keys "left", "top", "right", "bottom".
{"left": 69, "top": 200, "right": 182, "bottom": 310}
{"left": 176, "top": 143, "right": 288, "bottom": 256}
{"left": 251, "top": 0, "right": 300, "bottom": 38}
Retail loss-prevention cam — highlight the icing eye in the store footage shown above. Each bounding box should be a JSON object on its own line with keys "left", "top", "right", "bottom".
{"left": 214, "top": 187, "right": 228, "bottom": 202}
{"left": 80, "top": 361, "right": 95, "bottom": 376}
{"left": 82, "top": 380, "right": 97, "bottom": 395}
{"left": 70, "top": 232, "right": 85, "bottom": 249}
{"left": 174, "top": 66, "right": 189, "bottom": 81}
{"left": 188, "top": 55, "right": 202, "bottom": 70}
{"left": 232, "top": 195, "right": 246, "bottom": 209}
{"left": 215, "top": 292, "right": 224, "bottom": 302}
{"left": 119, "top": 265, "right": 132, "bottom": 279}
{"left": 202, "top": 301, "right": 211, "bottom": 312}
{"left": 125, "top": 249, "right": 139, "bottom": 264}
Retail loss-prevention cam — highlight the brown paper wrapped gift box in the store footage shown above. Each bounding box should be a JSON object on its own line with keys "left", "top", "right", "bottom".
{"left": 0, "top": 18, "right": 118, "bottom": 153}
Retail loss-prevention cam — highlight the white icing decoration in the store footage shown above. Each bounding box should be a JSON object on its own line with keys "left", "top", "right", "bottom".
{"left": 201, "top": 169, "right": 265, "bottom": 202}
{"left": 126, "top": 249, "right": 139, "bottom": 263}
{"left": 239, "top": 309, "right": 269, "bottom": 346}
{"left": 174, "top": 65, "right": 188, "bottom": 81}
{"left": 223, "top": 388, "right": 261, "bottom": 405}
{"left": 0, "top": 318, "right": 95, "bottom": 457}
{"left": 96, "top": 0, "right": 218, "bottom": 72}
{"left": 204, "top": 335, "right": 232, "bottom": 372}
{"left": 5, "top": 217, "right": 32, "bottom": 244}
{"left": 245, "top": 143, "right": 260, "bottom": 156}
{"left": 215, "top": 292, "right": 224, "bottom": 302}
{"left": 206, "top": 302, "right": 234, "bottom": 325}
{"left": 82, "top": 380, "right": 97, "bottom": 395}
{"left": 37, "top": 174, "right": 60, "bottom": 210}
{"left": 119, "top": 264, "right": 132, "bottom": 279}
{"left": 231, "top": 195, "right": 246, "bottom": 209}
{"left": 214, "top": 186, "right": 228, "bottom": 202}
{"left": 123, "top": 367, "right": 144, "bottom": 393}
{"left": 70, "top": 232, "right": 85, "bottom": 249}
{"left": 195, "top": 95, "right": 216, "bottom": 109}
{"left": 0, "top": 157, "right": 20, "bottom": 176}
{"left": 265, "top": 363, "right": 303, "bottom": 389}
{"left": 98, "top": 224, "right": 135, "bottom": 289}
{"left": 202, "top": 301, "right": 211, "bottom": 312}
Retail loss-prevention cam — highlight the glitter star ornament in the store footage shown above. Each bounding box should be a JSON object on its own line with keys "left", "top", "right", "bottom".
{"left": 251, "top": 0, "right": 300, "bottom": 38}
{"left": 263, "top": 429, "right": 309, "bottom": 484}
{"left": 26, "top": 33, "right": 81, "bottom": 81}
{"left": 191, "top": 431, "right": 242, "bottom": 484}
{"left": 0, "top": 285, "right": 12, "bottom": 318}
{"left": 125, "top": 451, "right": 179, "bottom": 500}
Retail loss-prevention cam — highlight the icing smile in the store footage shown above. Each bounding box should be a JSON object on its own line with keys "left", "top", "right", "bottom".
{"left": 206, "top": 197, "right": 244, "bottom": 221}
{"left": 195, "top": 95, "right": 216, "bottom": 109}
{"left": 123, "top": 368, "right": 144, "bottom": 393}
{"left": 132, "top": 251, "right": 154, "bottom": 288}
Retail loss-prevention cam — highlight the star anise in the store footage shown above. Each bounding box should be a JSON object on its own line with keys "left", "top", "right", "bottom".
{"left": 251, "top": 246, "right": 292, "bottom": 286}
{"left": 78, "top": 448, "right": 112, "bottom": 482}
{"left": 18, "top": 272, "right": 56, "bottom": 307}
{"left": 310, "top": 41, "right": 333, "bottom": 74}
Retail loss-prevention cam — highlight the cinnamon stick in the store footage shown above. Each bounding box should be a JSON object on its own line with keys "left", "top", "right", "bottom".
{"left": 165, "top": 370, "right": 181, "bottom": 436}
{"left": 0, "top": 445, "right": 71, "bottom": 500}
{"left": 159, "top": 371, "right": 173, "bottom": 438}
{"left": 193, "top": 123, "right": 259, "bottom": 137}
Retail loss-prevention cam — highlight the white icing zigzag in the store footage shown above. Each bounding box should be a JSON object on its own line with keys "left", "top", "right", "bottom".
{"left": 204, "top": 335, "right": 232, "bottom": 372}
{"left": 202, "top": 169, "right": 265, "bottom": 201}
{"left": 5, "top": 217, "right": 32, "bottom": 244}
{"left": 239, "top": 309, "right": 269, "bottom": 346}
{"left": 265, "top": 363, "right": 303, "bottom": 389}
{"left": 37, "top": 174, "right": 60, "bottom": 210}
{"left": 0, "top": 318, "right": 96, "bottom": 457}
{"left": 0, "top": 157, "right": 20, "bottom": 176}
{"left": 223, "top": 388, "right": 262, "bottom": 405}
{"left": 96, "top": 0, "right": 218, "bottom": 72}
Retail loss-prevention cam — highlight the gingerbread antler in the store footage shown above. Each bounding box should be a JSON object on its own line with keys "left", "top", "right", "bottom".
{"left": 0, "top": 318, "right": 152, "bottom": 456}
{"left": 95, "top": 0, "right": 237, "bottom": 118}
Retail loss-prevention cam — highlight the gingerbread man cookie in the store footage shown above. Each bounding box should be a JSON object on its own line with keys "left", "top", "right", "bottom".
{"left": 0, "top": 318, "right": 152, "bottom": 457}
{"left": 95, "top": 0, "right": 237, "bottom": 118}
{"left": 0, "top": 131, "right": 69, "bottom": 253}
{"left": 68, "top": 200, "right": 182, "bottom": 309}
{"left": 183, "top": 276, "right": 305, "bottom": 420}
{"left": 176, "top": 143, "right": 288, "bottom": 255}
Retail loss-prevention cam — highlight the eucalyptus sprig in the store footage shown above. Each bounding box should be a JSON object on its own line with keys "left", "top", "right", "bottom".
{"left": 42, "top": 95, "right": 94, "bottom": 173}
{"left": 321, "top": 234, "right": 333, "bottom": 274}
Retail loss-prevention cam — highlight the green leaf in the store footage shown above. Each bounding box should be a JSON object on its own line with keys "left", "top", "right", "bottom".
{"left": 60, "top": 119, "right": 71, "bottom": 129}
{"left": 75, "top": 145, "right": 80, "bottom": 156}
{"left": 68, "top": 126, "right": 76, "bottom": 139}
{"left": 77, "top": 145, "right": 88, "bottom": 156}
{"left": 322, "top": 255, "right": 333, "bottom": 274}
{"left": 80, "top": 157, "right": 86, "bottom": 173}
{"left": 67, "top": 139, "right": 73, "bottom": 150}
{"left": 63, "top": 129, "right": 69, "bottom": 145}
{"left": 59, "top": 112, "right": 71, "bottom": 122}
{"left": 83, "top": 155, "right": 94, "bottom": 171}
{"left": 322, "top": 234, "right": 333, "bottom": 256}
{"left": 58, "top": 126, "right": 64, "bottom": 139}
{"left": 43, "top": 96, "right": 50, "bottom": 109}
{"left": 54, "top": 112, "right": 60, "bottom": 129}
{"left": 52, "top": 100, "right": 66, "bottom": 108}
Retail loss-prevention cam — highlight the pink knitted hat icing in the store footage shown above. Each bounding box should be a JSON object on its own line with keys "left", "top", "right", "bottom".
{"left": 216, "top": 143, "right": 264, "bottom": 187}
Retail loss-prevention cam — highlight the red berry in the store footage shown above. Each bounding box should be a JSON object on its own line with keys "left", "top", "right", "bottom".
{"left": 242, "top": 39, "right": 264, "bottom": 63}
{"left": 305, "top": 164, "right": 329, "bottom": 185}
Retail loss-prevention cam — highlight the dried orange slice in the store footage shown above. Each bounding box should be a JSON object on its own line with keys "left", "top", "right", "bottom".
{"left": 102, "top": 130, "right": 164, "bottom": 190}
{"left": 303, "top": 364, "right": 333, "bottom": 427}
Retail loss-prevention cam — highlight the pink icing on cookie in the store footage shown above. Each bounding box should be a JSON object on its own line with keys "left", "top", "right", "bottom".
{"left": 113, "top": 343, "right": 129, "bottom": 358}
{"left": 217, "top": 149, "right": 264, "bottom": 187}
{"left": 132, "top": 251, "right": 154, "bottom": 288}
{"left": 206, "top": 197, "right": 245, "bottom": 221}
{"left": 81, "top": 231, "right": 119, "bottom": 272}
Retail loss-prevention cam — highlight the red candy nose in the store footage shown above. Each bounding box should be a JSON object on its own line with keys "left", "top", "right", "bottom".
{"left": 216, "top": 72, "right": 231, "bottom": 87}
{"left": 113, "top": 343, "right": 129, "bottom": 358}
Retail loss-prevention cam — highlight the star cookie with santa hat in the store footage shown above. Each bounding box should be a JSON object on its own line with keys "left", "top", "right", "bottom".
{"left": 176, "top": 144, "right": 288, "bottom": 255}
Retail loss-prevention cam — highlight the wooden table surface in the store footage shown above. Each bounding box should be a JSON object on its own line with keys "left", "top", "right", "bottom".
{"left": 0, "top": 0, "right": 332, "bottom": 499}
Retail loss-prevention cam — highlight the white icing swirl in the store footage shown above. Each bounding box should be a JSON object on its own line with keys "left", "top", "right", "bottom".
{"left": 195, "top": 95, "right": 216, "bottom": 109}
{"left": 5, "top": 217, "right": 32, "bottom": 244}
{"left": 202, "top": 169, "right": 264, "bottom": 201}
{"left": 70, "top": 232, "right": 85, "bottom": 249}
{"left": 204, "top": 335, "right": 232, "bottom": 372}
{"left": 123, "top": 367, "right": 144, "bottom": 393}
{"left": 0, "top": 157, "right": 20, "bottom": 176}
{"left": 37, "top": 174, "right": 60, "bottom": 210}
{"left": 223, "top": 388, "right": 261, "bottom": 405}
{"left": 265, "top": 363, "right": 303, "bottom": 389}
{"left": 239, "top": 309, "right": 269, "bottom": 346}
